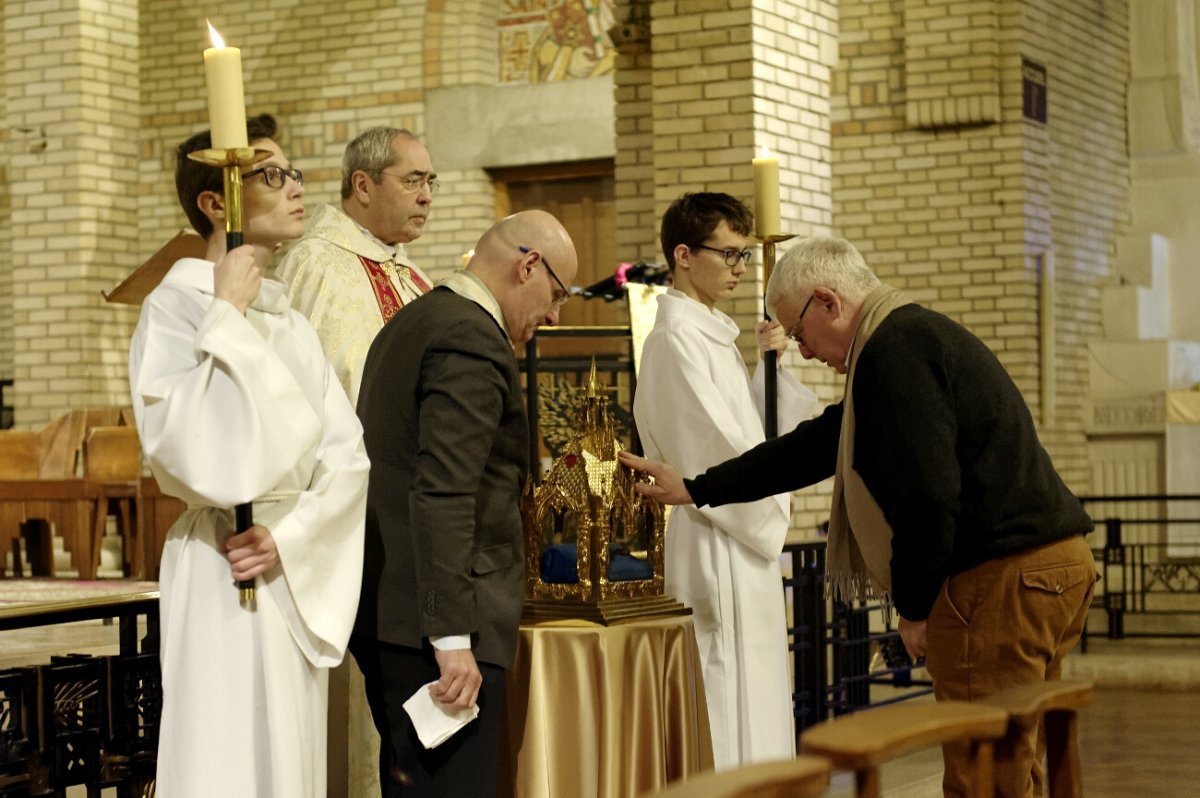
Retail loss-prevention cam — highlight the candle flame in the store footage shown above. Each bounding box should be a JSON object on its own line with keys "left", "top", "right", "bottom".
{"left": 207, "top": 20, "right": 226, "bottom": 49}
{"left": 759, "top": 145, "right": 772, "bottom": 159}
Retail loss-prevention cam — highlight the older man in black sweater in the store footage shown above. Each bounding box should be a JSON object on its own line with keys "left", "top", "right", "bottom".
{"left": 620, "top": 236, "right": 1096, "bottom": 798}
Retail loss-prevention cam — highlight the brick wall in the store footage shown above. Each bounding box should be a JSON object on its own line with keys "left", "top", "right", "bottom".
{"left": 831, "top": 0, "right": 1129, "bottom": 493}
{"left": 0, "top": 0, "right": 1133, "bottom": 493}
{"left": 619, "top": 0, "right": 841, "bottom": 535}
{"left": 4, "top": 0, "right": 141, "bottom": 427}
{"left": 613, "top": 1, "right": 658, "bottom": 264}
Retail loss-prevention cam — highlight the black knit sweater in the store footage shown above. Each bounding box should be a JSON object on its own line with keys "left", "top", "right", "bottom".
{"left": 685, "top": 304, "right": 1093, "bottom": 620}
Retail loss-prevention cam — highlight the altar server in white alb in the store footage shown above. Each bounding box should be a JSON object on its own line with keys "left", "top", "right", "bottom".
{"left": 634, "top": 192, "right": 819, "bottom": 770}
{"left": 128, "top": 114, "right": 369, "bottom": 798}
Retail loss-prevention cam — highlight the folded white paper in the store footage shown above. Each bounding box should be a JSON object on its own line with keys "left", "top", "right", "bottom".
{"left": 402, "top": 682, "right": 480, "bottom": 749}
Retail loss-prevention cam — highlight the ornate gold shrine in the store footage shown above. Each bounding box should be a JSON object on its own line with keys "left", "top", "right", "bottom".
{"left": 520, "top": 363, "right": 688, "bottom": 624}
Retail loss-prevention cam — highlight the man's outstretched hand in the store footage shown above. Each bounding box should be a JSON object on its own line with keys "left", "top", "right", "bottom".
{"left": 617, "top": 451, "right": 694, "bottom": 506}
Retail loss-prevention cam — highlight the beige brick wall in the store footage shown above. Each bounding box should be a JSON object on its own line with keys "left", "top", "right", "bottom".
{"left": 5, "top": 0, "right": 141, "bottom": 428}
{"left": 831, "top": 0, "right": 1129, "bottom": 493}
{"left": 133, "top": 0, "right": 505, "bottom": 343}
{"left": 1018, "top": 0, "right": 1130, "bottom": 487}
{"left": 627, "top": 0, "right": 841, "bottom": 536}
{"left": 0, "top": 17, "right": 9, "bottom": 389}
{"left": 0, "top": 0, "right": 1133, "bottom": 496}
{"left": 613, "top": 1, "right": 658, "bottom": 264}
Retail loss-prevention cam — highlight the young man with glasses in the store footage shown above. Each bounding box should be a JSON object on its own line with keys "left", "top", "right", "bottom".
{"left": 277, "top": 126, "right": 438, "bottom": 405}
{"left": 623, "top": 236, "right": 1097, "bottom": 798}
{"left": 632, "top": 192, "right": 818, "bottom": 770}
{"left": 128, "top": 114, "right": 369, "bottom": 797}
{"left": 355, "top": 210, "right": 577, "bottom": 797}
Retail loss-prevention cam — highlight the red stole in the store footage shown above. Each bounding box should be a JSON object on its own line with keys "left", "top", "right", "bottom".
{"left": 357, "top": 255, "right": 430, "bottom": 322}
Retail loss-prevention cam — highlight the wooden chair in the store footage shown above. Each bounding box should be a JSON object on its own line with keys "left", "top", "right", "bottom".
{"left": 0, "top": 432, "right": 40, "bottom": 576}
{"left": 800, "top": 701, "right": 1008, "bottom": 798}
{"left": 647, "top": 755, "right": 831, "bottom": 798}
{"left": 37, "top": 407, "right": 130, "bottom": 479}
{"left": 83, "top": 426, "right": 143, "bottom": 578}
{"left": 1, "top": 408, "right": 134, "bottom": 577}
{"left": 975, "top": 680, "right": 1094, "bottom": 798}
{"left": 0, "top": 432, "right": 39, "bottom": 479}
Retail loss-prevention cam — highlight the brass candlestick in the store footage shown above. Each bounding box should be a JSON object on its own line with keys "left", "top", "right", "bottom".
{"left": 187, "top": 145, "right": 270, "bottom": 606}
{"left": 759, "top": 233, "right": 797, "bottom": 439}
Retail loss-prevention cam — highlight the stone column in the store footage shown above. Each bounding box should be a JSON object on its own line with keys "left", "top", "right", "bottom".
{"left": 644, "top": 1, "right": 834, "bottom": 345}
{"left": 4, "top": 0, "right": 141, "bottom": 428}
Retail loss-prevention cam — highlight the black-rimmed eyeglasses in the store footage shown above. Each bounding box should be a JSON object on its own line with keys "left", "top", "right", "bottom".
{"left": 519, "top": 246, "right": 570, "bottom": 308}
{"left": 692, "top": 244, "right": 754, "bottom": 267}
{"left": 241, "top": 165, "right": 304, "bottom": 189}
{"left": 787, "top": 293, "right": 816, "bottom": 347}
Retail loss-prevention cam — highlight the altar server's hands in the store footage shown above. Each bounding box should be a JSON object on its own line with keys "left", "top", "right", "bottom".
{"left": 213, "top": 244, "right": 262, "bottom": 314}
{"left": 755, "top": 319, "right": 789, "bottom": 357}
{"left": 617, "top": 452, "right": 694, "bottom": 506}
{"left": 432, "top": 649, "right": 483, "bottom": 710}
{"left": 224, "top": 524, "right": 279, "bottom": 581}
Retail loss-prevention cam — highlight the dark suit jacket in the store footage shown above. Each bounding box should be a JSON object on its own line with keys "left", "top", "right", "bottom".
{"left": 355, "top": 286, "right": 529, "bottom": 668}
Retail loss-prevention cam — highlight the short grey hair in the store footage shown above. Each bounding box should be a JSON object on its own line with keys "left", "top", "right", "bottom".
{"left": 766, "top": 236, "right": 881, "bottom": 318}
{"left": 340, "top": 127, "right": 417, "bottom": 199}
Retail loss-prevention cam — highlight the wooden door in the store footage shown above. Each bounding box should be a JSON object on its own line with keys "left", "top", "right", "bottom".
{"left": 492, "top": 160, "right": 628, "bottom": 336}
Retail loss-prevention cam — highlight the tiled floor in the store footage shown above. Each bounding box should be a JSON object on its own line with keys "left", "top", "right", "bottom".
{"left": 3, "top": 621, "right": 1199, "bottom": 796}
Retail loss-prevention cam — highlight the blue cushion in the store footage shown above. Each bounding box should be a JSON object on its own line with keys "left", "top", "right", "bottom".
{"left": 539, "top": 544, "right": 654, "bottom": 584}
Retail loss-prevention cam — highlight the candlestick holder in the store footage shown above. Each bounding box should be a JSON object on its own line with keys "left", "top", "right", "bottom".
{"left": 187, "top": 145, "right": 271, "bottom": 606}
{"left": 757, "top": 233, "right": 797, "bottom": 439}
{"left": 187, "top": 147, "right": 271, "bottom": 249}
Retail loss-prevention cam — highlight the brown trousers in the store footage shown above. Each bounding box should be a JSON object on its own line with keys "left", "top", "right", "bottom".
{"left": 925, "top": 534, "right": 1097, "bottom": 798}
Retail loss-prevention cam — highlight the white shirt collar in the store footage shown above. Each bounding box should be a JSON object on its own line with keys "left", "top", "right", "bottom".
{"left": 439, "top": 269, "right": 509, "bottom": 341}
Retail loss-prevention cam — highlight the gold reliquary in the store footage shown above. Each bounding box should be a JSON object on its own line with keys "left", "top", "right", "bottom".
{"left": 521, "top": 364, "right": 689, "bottom": 624}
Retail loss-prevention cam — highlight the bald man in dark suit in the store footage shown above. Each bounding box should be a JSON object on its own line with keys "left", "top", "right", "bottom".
{"left": 353, "top": 210, "right": 577, "bottom": 797}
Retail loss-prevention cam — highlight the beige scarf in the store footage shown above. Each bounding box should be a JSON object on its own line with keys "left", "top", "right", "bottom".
{"left": 825, "top": 283, "right": 911, "bottom": 607}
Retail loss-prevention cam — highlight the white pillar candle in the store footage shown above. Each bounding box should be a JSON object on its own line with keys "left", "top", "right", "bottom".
{"left": 752, "top": 146, "right": 781, "bottom": 238}
{"left": 203, "top": 22, "right": 248, "bottom": 149}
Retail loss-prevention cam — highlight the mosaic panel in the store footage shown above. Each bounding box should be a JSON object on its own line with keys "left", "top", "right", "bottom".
{"left": 499, "top": 0, "right": 616, "bottom": 83}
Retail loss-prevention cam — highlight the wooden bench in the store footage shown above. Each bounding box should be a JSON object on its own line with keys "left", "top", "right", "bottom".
{"left": 800, "top": 701, "right": 1008, "bottom": 798}
{"left": 975, "top": 680, "right": 1094, "bottom": 798}
{"left": 646, "top": 755, "right": 831, "bottom": 798}
{"left": 0, "top": 408, "right": 134, "bottom": 577}
{"left": 84, "top": 426, "right": 143, "bottom": 578}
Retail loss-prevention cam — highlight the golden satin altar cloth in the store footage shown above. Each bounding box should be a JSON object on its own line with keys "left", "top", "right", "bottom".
{"left": 500, "top": 616, "right": 714, "bottom": 798}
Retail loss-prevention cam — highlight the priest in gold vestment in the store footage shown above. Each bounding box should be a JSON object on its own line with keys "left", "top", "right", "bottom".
{"left": 276, "top": 127, "right": 437, "bottom": 405}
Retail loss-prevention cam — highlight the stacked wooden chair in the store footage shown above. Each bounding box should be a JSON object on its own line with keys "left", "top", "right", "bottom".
{"left": 648, "top": 680, "right": 1095, "bottom": 798}
{"left": 976, "top": 679, "right": 1095, "bottom": 798}
{"left": 801, "top": 701, "right": 1008, "bottom": 798}
{"left": 0, "top": 408, "right": 144, "bottom": 578}
{"left": 649, "top": 756, "right": 831, "bottom": 798}
{"left": 82, "top": 425, "right": 143, "bottom": 578}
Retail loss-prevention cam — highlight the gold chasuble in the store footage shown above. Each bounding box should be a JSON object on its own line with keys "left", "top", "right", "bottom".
{"left": 276, "top": 203, "right": 432, "bottom": 405}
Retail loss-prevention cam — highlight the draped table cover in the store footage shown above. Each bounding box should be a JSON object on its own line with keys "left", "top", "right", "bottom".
{"left": 500, "top": 615, "right": 714, "bottom": 797}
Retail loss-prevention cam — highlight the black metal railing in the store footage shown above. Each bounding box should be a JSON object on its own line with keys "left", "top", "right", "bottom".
{"left": 1079, "top": 494, "right": 1200, "bottom": 640}
{"left": 523, "top": 326, "right": 640, "bottom": 471}
{"left": 782, "top": 542, "right": 932, "bottom": 733}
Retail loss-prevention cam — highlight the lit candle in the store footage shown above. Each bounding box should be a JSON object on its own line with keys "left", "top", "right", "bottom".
{"left": 752, "top": 146, "right": 780, "bottom": 238}
{"left": 203, "top": 21, "right": 248, "bottom": 150}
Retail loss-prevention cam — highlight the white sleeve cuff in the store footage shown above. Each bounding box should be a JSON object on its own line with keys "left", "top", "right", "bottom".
{"left": 429, "top": 634, "right": 471, "bottom": 651}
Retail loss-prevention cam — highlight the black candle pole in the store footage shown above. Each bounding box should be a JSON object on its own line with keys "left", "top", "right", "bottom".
{"left": 188, "top": 145, "right": 270, "bottom": 605}
{"left": 760, "top": 234, "right": 796, "bottom": 439}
